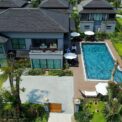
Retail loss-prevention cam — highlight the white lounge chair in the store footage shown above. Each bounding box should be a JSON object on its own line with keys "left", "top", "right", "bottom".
{"left": 81, "top": 90, "right": 98, "bottom": 97}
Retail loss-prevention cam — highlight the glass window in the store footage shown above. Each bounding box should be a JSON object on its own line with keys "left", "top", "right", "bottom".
{"left": 32, "top": 39, "right": 58, "bottom": 48}
{"left": 106, "top": 26, "right": 111, "bottom": 30}
{"left": 54, "top": 59, "right": 61, "bottom": 69}
{"left": 32, "top": 59, "right": 40, "bottom": 68}
{"left": 31, "top": 59, "right": 62, "bottom": 69}
{"left": 0, "top": 44, "right": 4, "bottom": 54}
{"left": 12, "top": 38, "right": 26, "bottom": 49}
{"left": 84, "top": 25, "right": 90, "bottom": 30}
{"left": 47, "top": 59, "right": 54, "bottom": 69}
{"left": 40, "top": 59, "right": 46, "bottom": 68}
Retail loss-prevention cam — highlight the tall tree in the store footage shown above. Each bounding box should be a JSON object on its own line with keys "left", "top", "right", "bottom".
{"left": 2, "top": 57, "right": 27, "bottom": 117}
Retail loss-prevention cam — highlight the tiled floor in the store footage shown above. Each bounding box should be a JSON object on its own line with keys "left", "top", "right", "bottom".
{"left": 71, "top": 40, "right": 122, "bottom": 99}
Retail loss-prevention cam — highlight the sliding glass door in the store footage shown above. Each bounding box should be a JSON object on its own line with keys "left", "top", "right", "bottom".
{"left": 31, "top": 59, "right": 62, "bottom": 69}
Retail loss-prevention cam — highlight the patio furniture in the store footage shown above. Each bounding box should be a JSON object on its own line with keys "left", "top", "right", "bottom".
{"left": 64, "top": 53, "right": 77, "bottom": 60}
{"left": 70, "top": 32, "right": 80, "bottom": 37}
{"left": 71, "top": 44, "right": 77, "bottom": 53}
{"left": 81, "top": 90, "right": 98, "bottom": 97}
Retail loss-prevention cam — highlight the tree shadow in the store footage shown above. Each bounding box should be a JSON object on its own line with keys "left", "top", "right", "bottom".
{"left": 27, "top": 89, "right": 49, "bottom": 103}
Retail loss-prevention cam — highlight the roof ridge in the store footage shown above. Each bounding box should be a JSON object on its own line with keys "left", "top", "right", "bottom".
{"left": 41, "top": 9, "right": 67, "bottom": 32}
{"left": 0, "top": 9, "right": 9, "bottom": 15}
{"left": 57, "top": 0, "right": 68, "bottom": 7}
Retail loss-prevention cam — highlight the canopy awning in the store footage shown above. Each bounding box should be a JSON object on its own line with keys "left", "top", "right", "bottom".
{"left": 84, "top": 31, "right": 95, "bottom": 36}
{"left": 95, "top": 83, "right": 108, "bottom": 96}
{"left": 64, "top": 53, "right": 77, "bottom": 60}
{"left": 70, "top": 32, "right": 80, "bottom": 37}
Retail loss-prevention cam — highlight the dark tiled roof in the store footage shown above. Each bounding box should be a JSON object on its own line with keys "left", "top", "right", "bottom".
{"left": 0, "top": 0, "right": 27, "bottom": 8}
{"left": 0, "top": 8, "right": 69, "bottom": 33}
{"left": 80, "top": 9, "right": 116, "bottom": 14}
{"left": 84, "top": 0, "right": 113, "bottom": 9}
{"left": 40, "top": 0, "right": 69, "bottom": 8}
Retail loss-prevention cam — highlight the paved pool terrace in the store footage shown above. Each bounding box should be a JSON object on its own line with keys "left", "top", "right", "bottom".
{"left": 71, "top": 40, "right": 122, "bottom": 99}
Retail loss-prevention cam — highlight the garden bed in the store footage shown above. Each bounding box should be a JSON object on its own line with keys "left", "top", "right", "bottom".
{"left": 26, "top": 68, "right": 73, "bottom": 76}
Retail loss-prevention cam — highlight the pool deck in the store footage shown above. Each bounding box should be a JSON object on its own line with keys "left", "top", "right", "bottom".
{"left": 71, "top": 40, "right": 122, "bottom": 99}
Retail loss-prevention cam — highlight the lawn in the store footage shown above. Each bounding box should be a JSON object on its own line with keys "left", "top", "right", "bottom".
{"left": 0, "top": 74, "right": 8, "bottom": 88}
{"left": 113, "top": 41, "right": 122, "bottom": 57}
{"left": 86, "top": 100, "right": 106, "bottom": 122}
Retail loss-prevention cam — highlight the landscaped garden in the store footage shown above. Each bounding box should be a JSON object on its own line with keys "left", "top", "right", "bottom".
{"left": 0, "top": 73, "right": 7, "bottom": 88}
{"left": 108, "top": 32, "right": 122, "bottom": 57}
{"left": 87, "top": 99, "right": 106, "bottom": 122}
{"left": 74, "top": 82, "right": 122, "bottom": 122}
{"left": 28, "top": 69, "right": 73, "bottom": 76}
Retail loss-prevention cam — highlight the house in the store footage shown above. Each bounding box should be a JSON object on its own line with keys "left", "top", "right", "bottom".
{"left": 78, "top": 0, "right": 116, "bottom": 32}
{"left": 0, "top": 0, "right": 27, "bottom": 9}
{"left": 0, "top": 8, "right": 70, "bottom": 68}
{"left": 40, "top": 0, "right": 69, "bottom": 9}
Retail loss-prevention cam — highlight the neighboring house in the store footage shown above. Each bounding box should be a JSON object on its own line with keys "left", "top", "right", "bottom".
{"left": 40, "top": 0, "right": 69, "bottom": 9}
{"left": 78, "top": 0, "right": 116, "bottom": 32}
{"left": 0, "top": 8, "right": 70, "bottom": 68}
{"left": 0, "top": 0, "right": 27, "bottom": 9}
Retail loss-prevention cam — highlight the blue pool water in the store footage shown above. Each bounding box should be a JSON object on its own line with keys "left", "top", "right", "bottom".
{"left": 82, "top": 43, "right": 122, "bottom": 82}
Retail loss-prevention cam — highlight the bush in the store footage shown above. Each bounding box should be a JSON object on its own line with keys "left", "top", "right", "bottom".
{"left": 28, "top": 69, "right": 45, "bottom": 75}
{"left": 48, "top": 70, "right": 73, "bottom": 76}
{"left": 31, "top": 0, "right": 41, "bottom": 8}
{"left": 21, "top": 103, "right": 49, "bottom": 121}
{"left": 95, "top": 32, "right": 109, "bottom": 41}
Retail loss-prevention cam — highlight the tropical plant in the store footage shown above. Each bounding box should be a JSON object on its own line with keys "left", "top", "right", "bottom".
{"left": 68, "top": 0, "right": 77, "bottom": 6}
{"left": 2, "top": 58, "right": 28, "bottom": 117}
{"left": 74, "top": 99, "right": 93, "bottom": 122}
{"left": 104, "top": 81, "right": 122, "bottom": 122}
{"left": 71, "top": 8, "right": 80, "bottom": 32}
{"left": 105, "top": 98, "right": 122, "bottom": 122}
{"left": 31, "top": 0, "right": 41, "bottom": 8}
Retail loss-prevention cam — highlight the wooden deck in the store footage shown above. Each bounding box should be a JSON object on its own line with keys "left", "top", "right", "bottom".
{"left": 71, "top": 40, "right": 122, "bottom": 99}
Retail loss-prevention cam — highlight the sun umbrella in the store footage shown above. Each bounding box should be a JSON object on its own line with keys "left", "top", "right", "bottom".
{"left": 84, "top": 31, "right": 94, "bottom": 36}
{"left": 95, "top": 83, "right": 108, "bottom": 96}
{"left": 64, "top": 53, "right": 77, "bottom": 60}
{"left": 70, "top": 32, "right": 80, "bottom": 37}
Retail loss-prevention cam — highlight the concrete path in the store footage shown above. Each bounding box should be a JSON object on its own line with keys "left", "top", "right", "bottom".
{"left": 3, "top": 76, "right": 74, "bottom": 113}
{"left": 48, "top": 113, "right": 73, "bottom": 122}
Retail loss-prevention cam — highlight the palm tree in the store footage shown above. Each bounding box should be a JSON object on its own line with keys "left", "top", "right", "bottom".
{"left": 2, "top": 56, "right": 26, "bottom": 117}
{"left": 110, "top": 60, "right": 118, "bottom": 82}
{"left": 105, "top": 98, "right": 122, "bottom": 122}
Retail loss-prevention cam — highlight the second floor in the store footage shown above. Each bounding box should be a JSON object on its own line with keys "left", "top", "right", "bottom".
{"left": 80, "top": 13, "right": 116, "bottom": 21}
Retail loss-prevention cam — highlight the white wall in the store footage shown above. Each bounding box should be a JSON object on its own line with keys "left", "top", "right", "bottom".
{"left": 80, "top": 21, "right": 116, "bottom": 32}
{"left": 101, "top": 21, "right": 116, "bottom": 33}
{"left": 80, "top": 21, "right": 94, "bottom": 32}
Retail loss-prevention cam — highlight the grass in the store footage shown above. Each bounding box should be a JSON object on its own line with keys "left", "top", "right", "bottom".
{"left": 113, "top": 41, "right": 122, "bottom": 57}
{"left": 116, "top": 18, "right": 122, "bottom": 25}
{"left": 0, "top": 74, "right": 8, "bottom": 88}
{"left": 86, "top": 99, "right": 106, "bottom": 122}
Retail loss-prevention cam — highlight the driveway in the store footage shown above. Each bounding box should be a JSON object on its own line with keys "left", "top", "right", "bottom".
{"left": 3, "top": 76, "right": 74, "bottom": 114}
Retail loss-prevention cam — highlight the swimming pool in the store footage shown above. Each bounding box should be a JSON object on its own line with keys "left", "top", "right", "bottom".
{"left": 81, "top": 43, "right": 122, "bottom": 82}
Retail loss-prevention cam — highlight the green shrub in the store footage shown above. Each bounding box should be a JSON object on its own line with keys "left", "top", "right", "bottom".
{"left": 95, "top": 32, "right": 109, "bottom": 41}
{"left": 48, "top": 70, "right": 73, "bottom": 76}
{"left": 31, "top": 0, "right": 41, "bottom": 8}
{"left": 28, "top": 69, "right": 45, "bottom": 75}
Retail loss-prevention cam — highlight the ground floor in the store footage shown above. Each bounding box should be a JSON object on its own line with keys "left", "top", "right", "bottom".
{"left": 0, "top": 32, "right": 69, "bottom": 69}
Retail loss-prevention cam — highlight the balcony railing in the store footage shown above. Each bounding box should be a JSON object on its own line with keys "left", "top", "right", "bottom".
{"left": 29, "top": 46, "right": 63, "bottom": 55}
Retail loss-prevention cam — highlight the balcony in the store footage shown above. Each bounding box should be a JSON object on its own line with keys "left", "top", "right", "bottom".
{"left": 29, "top": 46, "right": 63, "bottom": 59}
